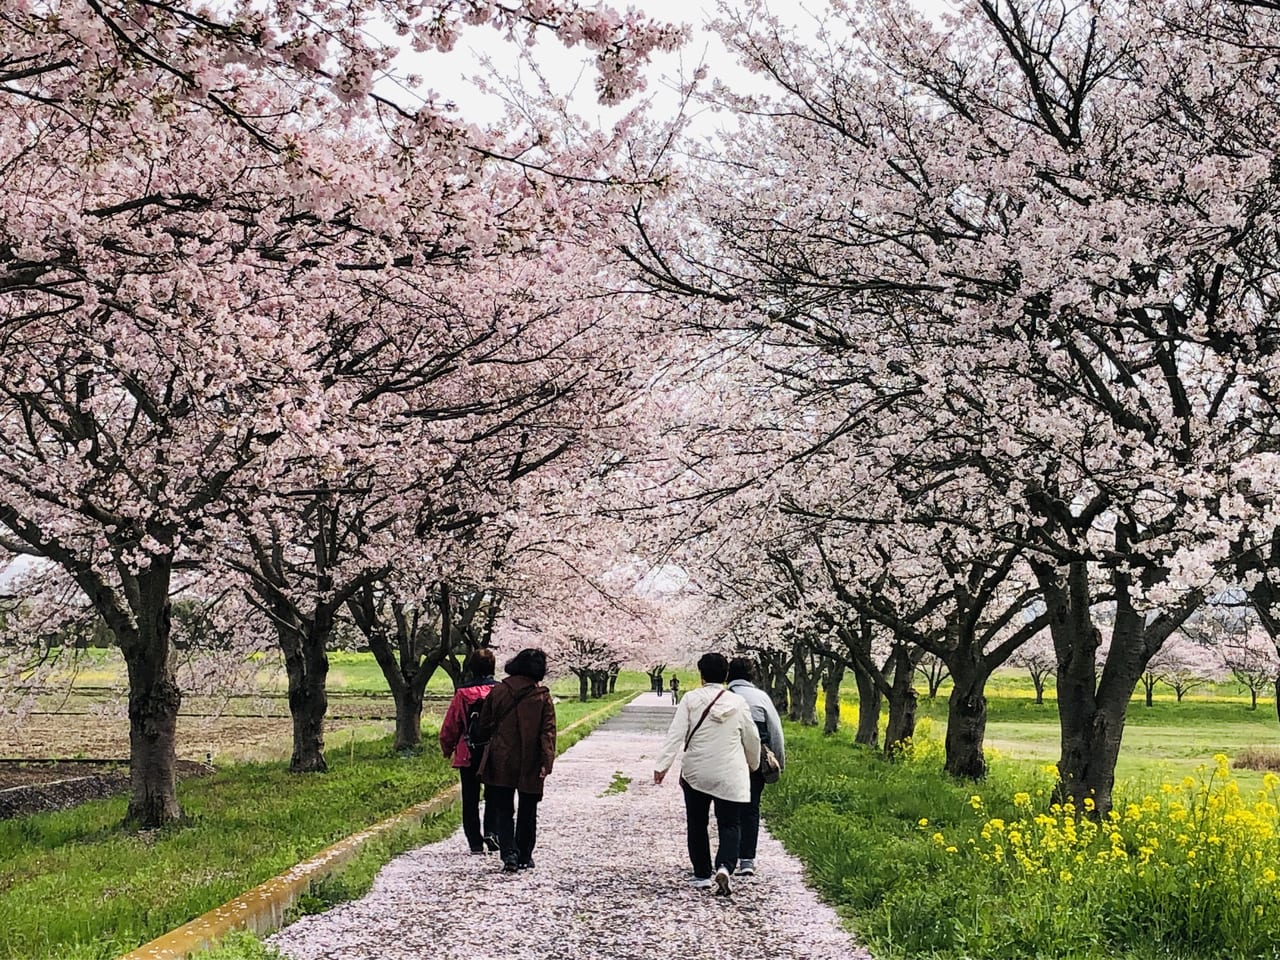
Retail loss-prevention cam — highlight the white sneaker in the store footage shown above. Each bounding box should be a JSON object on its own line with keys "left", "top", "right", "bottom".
{"left": 714, "top": 865, "right": 732, "bottom": 896}
{"left": 737, "top": 859, "right": 756, "bottom": 876}
{"left": 690, "top": 876, "right": 713, "bottom": 889}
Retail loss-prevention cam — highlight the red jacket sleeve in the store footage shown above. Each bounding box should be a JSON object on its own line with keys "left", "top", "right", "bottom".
{"left": 440, "top": 690, "right": 466, "bottom": 759}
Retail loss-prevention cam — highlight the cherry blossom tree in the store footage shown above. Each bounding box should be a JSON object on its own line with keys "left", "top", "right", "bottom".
{"left": 1153, "top": 633, "right": 1225, "bottom": 703}
{"left": 0, "top": 0, "right": 682, "bottom": 822}
{"left": 1009, "top": 632, "right": 1056, "bottom": 706}
{"left": 623, "top": 0, "right": 1280, "bottom": 812}
{"left": 1222, "top": 626, "right": 1280, "bottom": 715}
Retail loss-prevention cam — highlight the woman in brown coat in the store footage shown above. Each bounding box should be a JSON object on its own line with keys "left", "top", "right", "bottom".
{"left": 474, "top": 647, "right": 557, "bottom": 872}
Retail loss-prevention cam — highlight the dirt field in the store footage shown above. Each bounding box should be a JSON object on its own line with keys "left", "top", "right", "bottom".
{"left": 0, "top": 712, "right": 415, "bottom": 764}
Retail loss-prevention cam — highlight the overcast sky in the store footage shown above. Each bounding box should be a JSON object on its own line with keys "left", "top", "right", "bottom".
{"left": 401, "top": 0, "right": 824, "bottom": 130}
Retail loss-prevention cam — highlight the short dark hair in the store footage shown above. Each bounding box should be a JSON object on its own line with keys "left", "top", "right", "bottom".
{"left": 504, "top": 647, "right": 547, "bottom": 682}
{"left": 466, "top": 647, "right": 496, "bottom": 677}
{"left": 698, "top": 652, "right": 729, "bottom": 684}
{"left": 727, "top": 657, "right": 756, "bottom": 684}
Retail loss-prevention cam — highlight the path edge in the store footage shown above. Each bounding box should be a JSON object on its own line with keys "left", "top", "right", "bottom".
{"left": 118, "top": 696, "right": 632, "bottom": 960}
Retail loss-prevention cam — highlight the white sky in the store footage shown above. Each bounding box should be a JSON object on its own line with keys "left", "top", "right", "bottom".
{"left": 390, "top": 1, "right": 815, "bottom": 130}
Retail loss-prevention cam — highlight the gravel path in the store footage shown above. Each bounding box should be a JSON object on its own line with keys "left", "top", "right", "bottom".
{"left": 269, "top": 696, "right": 870, "bottom": 960}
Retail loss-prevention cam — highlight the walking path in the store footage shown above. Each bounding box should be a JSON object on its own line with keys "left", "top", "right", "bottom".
{"left": 269, "top": 694, "right": 869, "bottom": 960}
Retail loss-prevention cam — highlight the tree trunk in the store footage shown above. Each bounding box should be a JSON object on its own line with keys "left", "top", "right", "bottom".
{"left": 823, "top": 661, "right": 844, "bottom": 735}
{"left": 1143, "top": 675, "right": 1155, "bottom": 707}
{"left": 1252, "top": 687, "right": 1259, "bottom": 711}
{"left": 121, "top": 568, "right": 183, "bottom": 828}
{"left": 360, "top": 610, "right": 434, "bottom": 754}
{"left": 789, "top": 652, "right": 819, "bottom": 725}
{"left": 842, "top": 621, "right": 883, "bottom": 748}
{"left": 1051, "top": 604, "right": 1142, "bottom": 814}
{"left": 884, "top": 647, "right": 918, "bottom": 755}
{"left": 1032, "top": 673, "right": 1045, "bottom": 705}
{"left": 760, "top": 651, "right": 790, "bottom": 714}
{"left": 852, "top": 662, "right": 882, "bottom": 748}
{"left": 285, "top": 632, "right": 329, "bottom": 773}
{"left": 578, "top": 672, "right": 589, "bottom": 702}
{"left": 392, "top": 686, "right": 424, "bottom": 752}
{"left": 944, "top": 663, "right": 989, "bottom": 780}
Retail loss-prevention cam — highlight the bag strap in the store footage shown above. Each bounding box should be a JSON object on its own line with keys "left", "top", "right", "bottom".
{"left": 684, "top": 689, "right": 726, "bottom": 751}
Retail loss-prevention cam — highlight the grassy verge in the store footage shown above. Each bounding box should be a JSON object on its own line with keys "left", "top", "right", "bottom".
{"left": 0, "top": 736, "right": 455, "bottom": 960}
{"left": 764, "top": 723, "right": 1280, "bottom": 960}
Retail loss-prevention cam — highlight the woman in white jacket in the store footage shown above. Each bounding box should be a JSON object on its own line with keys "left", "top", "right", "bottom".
{"left": 654, "top": 652, "right": 761, "bottom": 896}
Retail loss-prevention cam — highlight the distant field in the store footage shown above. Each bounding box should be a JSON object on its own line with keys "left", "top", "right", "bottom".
{"left": 835, "top": 668, "right": 1280, "bottom": 792}
{"left": 3, "top": 650, "right": 652, "bottom": 762}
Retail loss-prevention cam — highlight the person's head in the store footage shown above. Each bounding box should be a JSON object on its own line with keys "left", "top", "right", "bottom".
{"left": 466, "top": 647, "right": 496, "bottom": 678}
{"left": 727, "top": 657, "right": 757, "bottom": 684}
{"left": 697, "top": 652, "right": 729, "bottom": 685}
{"left": 504, "top": 647, "right": 547, "bottom": 682}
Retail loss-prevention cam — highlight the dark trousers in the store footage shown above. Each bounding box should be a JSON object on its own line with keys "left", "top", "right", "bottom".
{"left": 740, "top": 769, "right": 765, "bottom": 859}
{"left": 680, "top": 778, "right": 742, "bottom": 878}
{"left": 459, "top": 765, "right": 496, "bottom": 851}
{"left": 485, "top": 785, "right": 540, "bottom": 865}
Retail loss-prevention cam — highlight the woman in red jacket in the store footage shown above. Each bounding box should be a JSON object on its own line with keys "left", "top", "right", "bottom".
{"left": 439, "top": 648, "right": 499, "bottom": 854}
{"left": 474, "top": 648, "right": 557, "bottom": 872}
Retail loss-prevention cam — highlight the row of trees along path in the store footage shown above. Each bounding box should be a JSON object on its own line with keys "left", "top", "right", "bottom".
{"left": 268, "top": 695, "right": 865, "bottom": 960}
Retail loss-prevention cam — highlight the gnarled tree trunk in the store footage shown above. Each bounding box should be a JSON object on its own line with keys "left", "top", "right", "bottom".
{"left": 284, "top": 627, "right": 330, "bottom": 773}
{"left": 121, "top": 566, "right": 183, "bottom": 827}
{"left": 944, "top": 659, "right": 990, "bottom": 780}
{"left": 884, "top": 646, "right": 918, "bottom": 755}
{"left": 853, "top": 664, "right": 882, "bottom": 748}
{"left": 788, "top": 644, "right": 820, "bottom": 725}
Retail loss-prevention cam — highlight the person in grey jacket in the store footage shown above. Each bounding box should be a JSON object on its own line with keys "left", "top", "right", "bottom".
{"left": 727, "top": 657, "right": 785, "bottom": 876}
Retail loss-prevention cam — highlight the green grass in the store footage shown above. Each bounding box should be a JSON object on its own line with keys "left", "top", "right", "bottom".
{"left": 46, "top": 648, "right": 657, "bottom": 700}
{"left": 860, "top": 669, "right": 1280, "bottom": 791}
{"left": 0, "top": 736, "right": 454, "bottom": 960}
{"left": 200, "top": 933, "right": 284, "bottom": 960}
{"left": 602, "top": 771, "right": 632, "bottom": 795}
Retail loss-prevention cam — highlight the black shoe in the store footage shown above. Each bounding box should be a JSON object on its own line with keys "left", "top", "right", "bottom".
{"left": 483, "top": 834, "right": 500, "bottom": 852}
{"left": 469, "top": 847, "right": 485, "bottom": 854}
{"left": 502, "top": 859, "right": 520, "bottom": 873}
{"left": 517, "top": 859, "right": 535, "bottom": 870}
